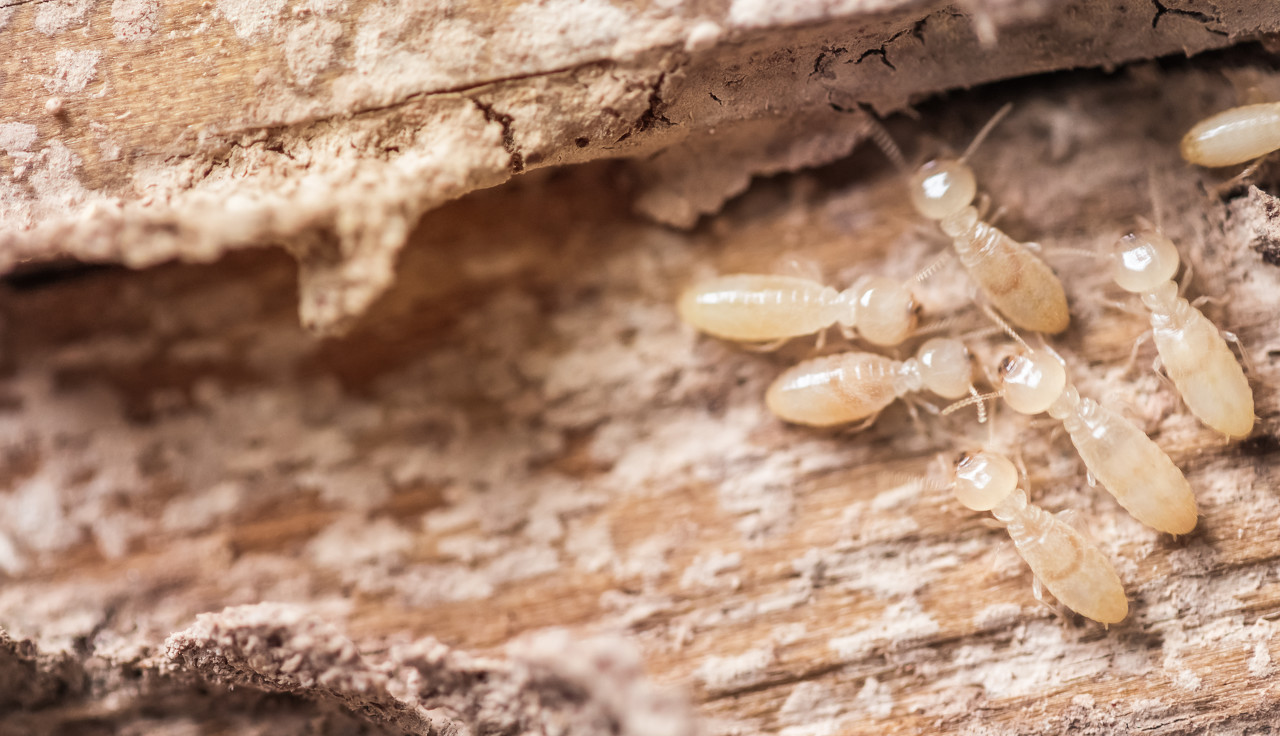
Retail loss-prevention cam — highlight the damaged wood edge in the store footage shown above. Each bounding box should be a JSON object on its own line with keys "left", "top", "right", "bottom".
{"left": 0, "top": 0, "right": 1263, "bottom": 336}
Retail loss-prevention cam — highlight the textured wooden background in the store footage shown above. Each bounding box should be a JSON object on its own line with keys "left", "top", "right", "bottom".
{"left": 3, "top": 1, "right": 1280, "bottom": 734}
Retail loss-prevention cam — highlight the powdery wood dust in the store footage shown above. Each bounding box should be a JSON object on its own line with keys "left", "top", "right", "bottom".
{"left": 2, "top": 3, "right": 1280, "bottom": 736}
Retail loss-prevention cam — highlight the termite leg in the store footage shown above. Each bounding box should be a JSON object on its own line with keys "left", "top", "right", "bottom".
{"left": 1240, "top": 82, "right": 1271, "bottom": 106}
{"left": 988, "top": 205, "right": 1009, "bottom": 229}
{"left": 1114, "top": 397, "right": 1152, "bottom": 428}
{"left": 974, "top": 192, "right": 993, "bottom": 220}
{"left": 1101, "top": 297, "right": 1146, "bottom": 318}
{"left": 1221, "top": 330, "right": 1258, "bottom": 375}
{"left": 1054, "top": 508, "right": 1089, "bottom": 537}
{"left": 741, "top": 337, "right": 792, "bottom": 353}
{"left": 814, "top": 328, "right": 829, "bottom": 352}
{"left": 909, "top": 395, "right": 942, "bottom": 416}
{"left": 906, "top": 220, "right": 942, "bottom": 243}
{"left": 837, "top": 411, "right": 883, "bottom": 435}
{"left": 1030, "top": 576, "right": 1065, "bottom": 618}
{"left": 1027, "top": 416, "right": 1058, "bottom": 431}
{"left": 1191, "top": 293, "right": 1226, "bottom": 310}
{"left": 1180, "top": 257, "right": 1196, "bottom": 300}
{"left": 1213, "top": 153, "right": 1273, "bottom": 198}
{"left": 851, "top": 411, "right": 883, "bottom": 433}
{"left": 1011, "top": 448, "right": 1029, "bottom": 491}
{"left": 838, "top": 323, "right": 859, "bottom": 342}
{"left": 1151, "top": 354, "right": 1177, "bottom": 392}
{"left": 1225, "top": 162, "right": 1266, "bottom": 195}
{"left": 899, "top": 401, "right": 936, "bottom": 445}
{"left": 966, "top": 187, "right": 1006, "bottom": 229}
{"left": 1120, "top": 329, "right": 1153, "bottom": 377}
{"left": 903, "top": 398, "right": 922, "bottom": 428}
{"left": 1182, "top": 257, "right": 1233, "bottom": 312}
{"left": 781, "top": 256, "right": 825, "bottom": 282}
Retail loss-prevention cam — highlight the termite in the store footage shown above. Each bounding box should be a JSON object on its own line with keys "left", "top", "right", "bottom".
{"left": 1181, "top": 102, "right": 1280, "bottom": 168}
{"left": 868, "top": 104, "right": 1070, "bottom": 335}
{"left": 677, "top": 272, "right": 922, "bottom": 349}
{"left": 946, "top": 319, "right": 1198, "bottom": 535}
{"left": 1110, "top": 224, "right": 1254, "bottom": 439}
{"left": 952, "top": 450, "right": 1128, "bottom": 625}
{"left": 765, "top": 337, "right": 976, "bottom": 428}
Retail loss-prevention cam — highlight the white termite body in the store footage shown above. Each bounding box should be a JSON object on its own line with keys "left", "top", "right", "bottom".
{"left": 1111, "top": 227, "right": 1254, "bottom": 439}
{"left": 766, "top": 337, "right": 972, "bottom": 427}
{"left": 678, "top": 273, "right": 917, "bottom": 347}
{"left": 902, "top": 109, "right": 1069, "bottom": 335}
{"left": 995, "top": 349, "right": 1198, "bottom": 535}
{"left": 952, "top": 451, "right": 1128, "bottom": 624}
{"left": 1181, "top": 103, "right": 1280, "bottom": 168}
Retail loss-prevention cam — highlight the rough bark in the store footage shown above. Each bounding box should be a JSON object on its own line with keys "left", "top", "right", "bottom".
{"left": 3, "top": 1, "right": 1280, "bottom": 735}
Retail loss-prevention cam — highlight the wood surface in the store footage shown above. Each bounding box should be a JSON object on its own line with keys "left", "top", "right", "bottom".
{"left": 1, "top": 0, "right": 1265, "bottom": 333}
{"left": 3, "top": 1, "right": 1280, "bottom": 735}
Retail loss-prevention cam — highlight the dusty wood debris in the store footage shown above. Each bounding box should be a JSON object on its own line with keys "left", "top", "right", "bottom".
{"left": 3, "top": 0, "right": 1280, "bottom": 734}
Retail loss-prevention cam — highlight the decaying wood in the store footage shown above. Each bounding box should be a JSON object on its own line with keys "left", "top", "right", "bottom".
{"left": 3, "top": 1, "right": 1280, "bottom": 735}
{"left": 1, "top": 0, "right": 1272, "bottom": 334}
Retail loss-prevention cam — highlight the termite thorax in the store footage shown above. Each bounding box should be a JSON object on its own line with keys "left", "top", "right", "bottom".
{"left": 1139, "top": 281, "right": 1181, "bottom": 322}
{"left": 940, "top": 206, "right": 980, "bottom": 241}
{"left": 1045, "top": 385, "right": 1080, "bottom": 421}
{"left": 831, "top": 287, "right": 860, "bottom": 327}
{"left": 990, "top": 489, "right": 1029, "bottom": 524}
{"left": 896, "top": 359, "right": 925, "bottom": 396}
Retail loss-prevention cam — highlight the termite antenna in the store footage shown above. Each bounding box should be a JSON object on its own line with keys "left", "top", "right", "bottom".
{"left": 876, "top": 472, "right": 952, "bottom": 495}
{"left": 980, "top": 303, "right": 1031, "bottom": 353}
{"left": 911, "top": 250, "right": 954, "bottom": 283}
{"left": 914, "top": 314, "right": 978, "bottom": 338}
{"left": 1146, "top": 169, "right": 1166, "bottom": 231}
{"left": 942, "top": 390, "right": 1002, "bottom": 418}
{"left": 986, "top": 399, "right": 998, "bottom": 445}
{"left": 926, "top": 476, "right": 953, "bottom": 493}
{"left": 1133, "top": 213, "right": 1157, "bottom": 232}
{"left": 1036, "top": 338, "right": 1070, "bottom": 369}
{"left": 1011, "top": 447, "right": 1030, "bottom": 490}
{"left": 862, "top": 115, "right": 910, "bottom": 174}
{"left": 1047, "top": 247, "right": 1106, "bottom": 261}
{"left": 969, "top": 385, "right": 988, "bottom": 424}
{"left": 933, "top": 452, "right": 950, "bottom": 477}
{"left": 959, "top": 102, "right": 1014, "bottom": 164}
{"left": 958, "top": 323, "right": 1003, "bottom": 341}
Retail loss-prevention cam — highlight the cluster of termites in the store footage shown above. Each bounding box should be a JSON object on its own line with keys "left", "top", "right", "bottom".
{"left": 679, "top": 101, "right": 1272, "bottom": 625}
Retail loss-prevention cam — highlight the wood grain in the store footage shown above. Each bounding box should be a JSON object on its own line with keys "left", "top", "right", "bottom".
{"left": 3, "top": 3, "right": 1280, "bottom": 735}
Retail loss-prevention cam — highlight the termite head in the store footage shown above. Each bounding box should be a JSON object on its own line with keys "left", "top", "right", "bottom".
{"left": 908, "top": 159, "right": 977, "bottom": 221}
{"left": 1112, "top": 225, "right": 1180, "bottom": 293}
{"left": 851, "top": 275, "right": 917, "bottom": 346}
{"left": 916, "top": 337, "right": 973, "bottom": 399}
{"left": 995, "top": 349, "right": 1066, "bottom": 415}
{"left": 952, "top": 450, "right": 1018, "bottom": 511}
